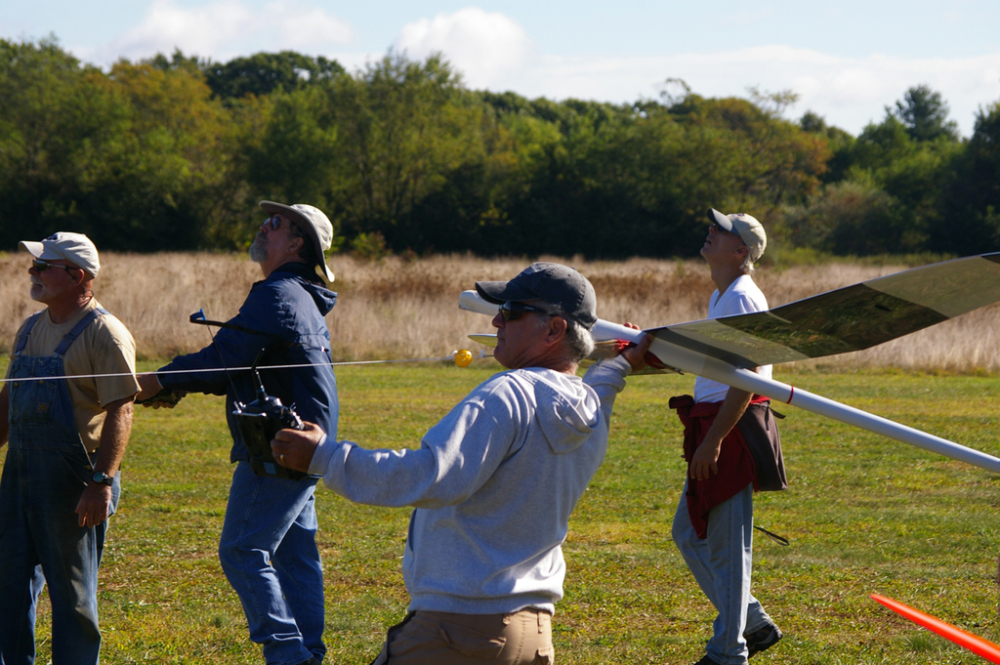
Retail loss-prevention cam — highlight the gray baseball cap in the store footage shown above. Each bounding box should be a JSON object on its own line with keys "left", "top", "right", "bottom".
{"left": 259, "top": 200, "right": 335, "bottom": 283}
{"left": 475, "top": 262, "right": 597, "bottom": 329}
{"left": 20, "top": 232, "right": 101, "bottom": 278}
{"left": 707, "top": 208, "right": 767, "bottom": 263}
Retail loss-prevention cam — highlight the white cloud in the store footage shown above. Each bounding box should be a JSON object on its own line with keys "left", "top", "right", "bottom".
{"left": 78, "top": 0, "right": 353, "bottom": 65}
{"left": 273, "top": 4, "right": 353, "bottom": 49}
{"left": 421, "top": 38, "right": 1000, "bottom": 136}
{"left": 394, "top": 8, "right": 533, "bottom": 88}
{"left": 68, "top": 3, "right": 1000, "bottom": 136}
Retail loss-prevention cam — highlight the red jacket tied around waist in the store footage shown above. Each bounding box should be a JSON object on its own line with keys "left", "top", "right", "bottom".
{"left": 669, "top": 394, "right": 785, "bottom": 539}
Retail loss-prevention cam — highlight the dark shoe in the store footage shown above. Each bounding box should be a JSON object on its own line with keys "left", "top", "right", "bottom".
{"left": 744, "top": 622, "right": 783, "bottom": 658}
{"left": 692, "top": 656, "right": 724, "bottom": 665}
{"left": 296, "top": 659, "right": 320, "bottom": 665}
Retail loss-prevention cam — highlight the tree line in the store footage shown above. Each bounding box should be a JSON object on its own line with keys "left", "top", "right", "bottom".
{"left": 2, "top": 37, "right": 998, "bottom": 260}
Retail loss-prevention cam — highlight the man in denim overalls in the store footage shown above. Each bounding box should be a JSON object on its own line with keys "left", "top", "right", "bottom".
{"left": 0, "top": 233, "right": 139, "bottom": 664}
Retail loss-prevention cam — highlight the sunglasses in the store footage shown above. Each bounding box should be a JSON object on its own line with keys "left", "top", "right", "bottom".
{"left": 264, "top": 215, "right": 302, "bottom": 236}
{"left": 498, "top": 301, "right": 554, "bottom": 321}
{"left": 32, "top": 259, "right": 79, "bottom": 275}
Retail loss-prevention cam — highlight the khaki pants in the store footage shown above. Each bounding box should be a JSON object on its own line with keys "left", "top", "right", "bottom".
{"left": 370, "top": 608, "right": 554, "bottom": 664}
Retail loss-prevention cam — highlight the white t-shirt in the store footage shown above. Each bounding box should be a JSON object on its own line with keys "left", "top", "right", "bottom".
{"left": 693, "top": 274, "right": 773, "bottom": 404}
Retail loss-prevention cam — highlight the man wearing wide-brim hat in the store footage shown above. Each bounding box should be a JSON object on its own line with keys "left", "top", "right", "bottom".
{"left": 136, "top": 201, "right": 339, "bottom": 665}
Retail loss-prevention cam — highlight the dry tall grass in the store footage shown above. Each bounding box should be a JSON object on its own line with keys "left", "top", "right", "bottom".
{"left": 1, "top": 251, "right": 998, "bottom": 372}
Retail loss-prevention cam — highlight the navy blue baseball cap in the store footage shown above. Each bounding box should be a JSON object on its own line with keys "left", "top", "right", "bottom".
{"left": 475, "top": 262, "right": 597, "bottom": 330}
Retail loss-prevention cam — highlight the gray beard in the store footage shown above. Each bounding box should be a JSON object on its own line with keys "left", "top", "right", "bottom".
{"left": 248, "top": 236, "right": 268, "bottom": 263}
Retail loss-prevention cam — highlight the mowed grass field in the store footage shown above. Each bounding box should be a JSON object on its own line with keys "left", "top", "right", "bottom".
{"left": 1, "top": 251, "right": 999, "bottom": 663}
{"left": 1, "top": 355, "right": 997, "bottom": 664}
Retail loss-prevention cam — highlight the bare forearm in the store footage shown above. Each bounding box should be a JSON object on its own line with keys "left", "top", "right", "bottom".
{"left": 76, "top": 397, "right": 133, "bottom": 527}
{"left": 703, "top": 387, "right": 754, "bottom": 445}
{"left": 689, "top": 384, "right": 754, "bottom": 480}
{"left": 94, "top": 398, "right": 134, "bottom": 475}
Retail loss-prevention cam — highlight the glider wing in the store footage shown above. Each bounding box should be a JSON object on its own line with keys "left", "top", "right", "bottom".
{"left": 653, "top": 252, "right": 1000, "bottom": 369}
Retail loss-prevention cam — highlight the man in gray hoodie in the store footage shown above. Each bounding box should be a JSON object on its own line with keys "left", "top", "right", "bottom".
{"left": 272, "top": 262, "right": 651, "bottom": 665}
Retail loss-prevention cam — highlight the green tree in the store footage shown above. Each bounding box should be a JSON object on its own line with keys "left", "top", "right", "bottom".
{"left": 237, "top": 86, "right": 340, "bottom": 242}
{"left": 891, "top": 84, "right": 960, "bottom": 142}
{"left": 0, "top": 38, "right": 127, "bottom": 249}
{"left": 324, "top": 53, "right": 489, "bottom": 250}
{"left": 665, "top": 92, "right": 830, "bottom": 232}
{"left": 145, "top": 48, "right": 205, "bottom": 75}
{"left": 88, "top": 60, "right": 236, "bottom": 250}
{"left": 781, "top": 180, "right": 906, "bottom": 254}
{"left": 472, "top": 87, "right": 831, "bottom": 259}
{"left": 936, "top": 100, "right": 1000, "bottom": 253}
{"left": 0, "top": 39, "right": 242, "bottom": 252}
{"left": 827, "top": 96, "right": 963, "bottom": 254}
{"left": 799, "top": 111, "right": 855, "bottom": 183}
{"left": 202, "top": 51, "right": 345, "bottom": 101}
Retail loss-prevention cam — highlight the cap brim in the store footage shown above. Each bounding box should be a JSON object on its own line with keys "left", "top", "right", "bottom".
{"left": 18, "top": 241, "right": 45, "bottom": 258}
{"left": 259, "top": 201, "right": 335, "bottom": 283}
{"left": 18, "top": 241, "right": 65, "bottom": 262}
{"left": 707, "top": 208, "right": 734, "bottom": 232}
{"left": 475, "top": 281, "right": 538, "bottom": 304}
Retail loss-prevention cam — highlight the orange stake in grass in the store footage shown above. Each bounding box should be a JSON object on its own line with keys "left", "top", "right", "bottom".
{"left": 871, "top": 594, "right": 1000, "bottom": 664}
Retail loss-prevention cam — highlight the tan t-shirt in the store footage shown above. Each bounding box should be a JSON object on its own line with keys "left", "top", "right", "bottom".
{"left": 7, "top": 299, "right": 140, "bottom": 452}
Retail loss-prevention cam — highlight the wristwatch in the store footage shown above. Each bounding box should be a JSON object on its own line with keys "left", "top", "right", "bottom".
{"left": 91, "top": 471, "right": 114, "bottom": 486}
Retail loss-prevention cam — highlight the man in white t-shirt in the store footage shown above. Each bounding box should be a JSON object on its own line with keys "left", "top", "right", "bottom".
{"left": 672, "top": 210, "right": 785, "bottom": 665}
{"left": 0, "top": 233, "right": 139, "bottom": 664}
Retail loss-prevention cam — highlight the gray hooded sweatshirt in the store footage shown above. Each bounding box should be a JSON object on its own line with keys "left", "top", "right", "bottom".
{"left": 308, "top": 356, "right": 631, "bottom": 614}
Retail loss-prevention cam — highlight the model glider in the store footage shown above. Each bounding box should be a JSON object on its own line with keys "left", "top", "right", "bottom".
{"left": 459, "top": 252, "right": 1000, "bottom": 473}
{"left": 871, "top": 594, "right": 1000, "bottom": 663}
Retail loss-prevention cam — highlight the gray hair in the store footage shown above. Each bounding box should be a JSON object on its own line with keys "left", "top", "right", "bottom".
{"left": 525, "top": 303, "right": 596, "bottom": 363}
{"left": 740, "top": 251, "right": 756, "bottom": 273}
{"left": 563, "top": 318, "right": 596, "bottom": 362}
{"left": 537, "top": 305, "right": 595, "bottom": 362}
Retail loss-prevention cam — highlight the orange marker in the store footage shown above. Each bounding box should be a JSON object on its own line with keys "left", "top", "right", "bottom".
{"left": 871, "top": 594, "right": 1000, "bottom": 664}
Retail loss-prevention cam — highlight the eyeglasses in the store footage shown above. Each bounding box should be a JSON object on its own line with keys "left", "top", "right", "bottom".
{"left": 712, "top": 222, "right": 738, "bottom": 235}
{"left": 32, "top": 259, "right": 79, "bottom": 275}
{"left": 264, "top": 215, "right": 302, "bottom": 236}
{"left": 498, "top": 301, "right": 554, "bottom": 321}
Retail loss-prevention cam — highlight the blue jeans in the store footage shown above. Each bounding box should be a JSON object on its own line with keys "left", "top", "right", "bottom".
{"left": 219, "top": 461, "right": 325, "bottom": 665}
{"left": 672, "top": 482, "right": 772, "bottom": 665}
{"left": 0, "top": 350, "right": 120, "bottom": 665}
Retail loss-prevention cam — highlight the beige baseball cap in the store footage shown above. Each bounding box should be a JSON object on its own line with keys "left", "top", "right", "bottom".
{"left": 19, "top": 232, "right": 101, "bottom": 278}
{"left": 259, "top": 200, "right": 335, "bottom": 283}
{"left": 707, "top": 208, "right": 767, "bottom": 263}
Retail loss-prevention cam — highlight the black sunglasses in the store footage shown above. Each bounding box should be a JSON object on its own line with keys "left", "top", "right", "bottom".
{"left": 265, "top": 215, "right": 302, "bottom": 236}
{"left": 32, "top": 259, "right": 79, "bottom": 275}
{"left": 498, "top": 301, "right": 553, "bottom": 321}
{"left": 712, "top": 222, "right": 737, "bottom": 235}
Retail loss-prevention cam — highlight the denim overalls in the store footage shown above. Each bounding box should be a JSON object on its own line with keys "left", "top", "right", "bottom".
{"left": 0, "top": 308, "right": 121, "bottom": 665}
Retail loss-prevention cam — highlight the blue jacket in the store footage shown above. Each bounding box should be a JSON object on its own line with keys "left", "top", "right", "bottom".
{"left": 159, "top": 262, "right": 339, "bottom": 463}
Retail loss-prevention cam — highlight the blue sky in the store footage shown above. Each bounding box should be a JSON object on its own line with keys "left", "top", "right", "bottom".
{"left": 4, "top": 1, "right": 999, "bottom": 135}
